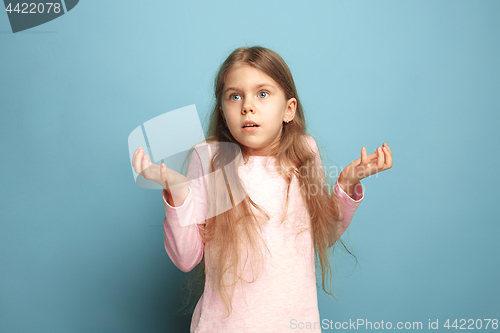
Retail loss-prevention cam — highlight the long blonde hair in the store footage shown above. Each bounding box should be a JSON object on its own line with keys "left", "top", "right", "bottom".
{"left": 178, "top": 45, "right": 357, "bottom": 318}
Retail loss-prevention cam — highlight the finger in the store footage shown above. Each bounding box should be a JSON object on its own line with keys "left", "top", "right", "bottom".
{"left": 141, "top": 154, "right": 151, "bottom": 177}
{"left": 349, "top": 149, "right": 378, "bottom": 167}
{"left": 377, "top": 146, "right": 385, "bottom": 169}
{"left": 383, "top": 142, "right": 391, "bottom": 153}
{"left": 133, "top": 146, "right": 142, "bottom": 157}
{"left": 383, "top": 145, "right": 393, "bottom": 168}
{"left": 132, "top": 147, "right": 142, "bottom": 169}
{"left": 360, "top": 147, "right": 369, "bottom": 165}
{"left": 368, "top": 143, "right": 392, "bottom": 165}
{"left": 134, "top": 148, "right": 144, "bottom": 174}
{"left": 161, "top": 163, "right": 169, "bottom": 190}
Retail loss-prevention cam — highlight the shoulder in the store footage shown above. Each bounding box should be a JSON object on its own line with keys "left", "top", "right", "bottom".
{"left": 193, "top": 141, "right": 213, "bottom": 150}
{"left": 192, "top": 140, "right": 221, "bottom": 160}
{"left": 304, "top": 134, "right": 315, "bottom": 145}
{"left": 182, "top": 142, "right": 216, "bottom": 175}
{"left": 193, "top": 140, "right": 244, "bottom": 158}
{"left": 191, "top": 140, "right": 232, "bottom": 170}
{"left": 303, "top": 135, "right": 319, "bottom": 154}
{"left": 192, "top": 141, "right": 218, "bottom": 155}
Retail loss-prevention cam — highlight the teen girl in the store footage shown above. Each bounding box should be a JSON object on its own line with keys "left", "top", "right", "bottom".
{"left": 132, "top": 46, "right": 392, "bottom": 332}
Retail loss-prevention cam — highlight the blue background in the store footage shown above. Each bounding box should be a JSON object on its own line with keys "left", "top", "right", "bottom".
{"left": 1, "top": 0, "right": 499, "bottom": 332}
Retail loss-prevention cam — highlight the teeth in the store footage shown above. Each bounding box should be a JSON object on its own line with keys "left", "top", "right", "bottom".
{"left": 244, "top": 124, "right": 258, "bottom": 127}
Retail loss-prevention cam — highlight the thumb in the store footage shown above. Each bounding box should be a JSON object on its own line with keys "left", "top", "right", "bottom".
{"left": 161, "top": 163, "right": 170, "bottom": 192}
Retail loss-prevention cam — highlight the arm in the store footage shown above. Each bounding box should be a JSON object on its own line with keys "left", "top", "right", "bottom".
{"left": 333, "top": 177, "right": 363, "bottom": 237}
{"left": 305, "top": 135, "right": 364, "bottom": 238}
{"left": 162, "top": 144, "right": 209, "bottom": 272}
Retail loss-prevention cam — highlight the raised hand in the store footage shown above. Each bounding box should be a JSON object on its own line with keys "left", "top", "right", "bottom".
{"left": 338, "top": 142, "right": 393, "bottom": 195}
{"left": 131, "top": 146, "right": 188, "bottom": 196}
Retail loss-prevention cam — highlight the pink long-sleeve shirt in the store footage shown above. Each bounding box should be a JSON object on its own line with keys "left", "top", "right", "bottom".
{"left": 162, "top": 135, "right": 364, "bottom": 333}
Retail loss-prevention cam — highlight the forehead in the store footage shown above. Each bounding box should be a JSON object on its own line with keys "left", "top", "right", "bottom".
{"left": 223, "top": 65, "right": 278, "bottom": 93}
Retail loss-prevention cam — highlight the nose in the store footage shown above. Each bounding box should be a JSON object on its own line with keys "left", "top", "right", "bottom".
{"left": 242, "top": 101, "right": 254, "bottom": 114}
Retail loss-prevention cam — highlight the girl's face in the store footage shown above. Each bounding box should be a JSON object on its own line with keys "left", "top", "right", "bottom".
{"left": 219, "top": 64, "right": 296, "bottom": 156}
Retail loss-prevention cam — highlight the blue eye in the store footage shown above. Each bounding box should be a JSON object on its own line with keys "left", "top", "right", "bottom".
{"left": 229, "top": 91, "right": 268, "bottom": 100}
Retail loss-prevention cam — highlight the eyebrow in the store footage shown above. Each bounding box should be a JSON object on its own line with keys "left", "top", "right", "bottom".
{"left": 224, "top": 83, "right": 274, "bottom": 95}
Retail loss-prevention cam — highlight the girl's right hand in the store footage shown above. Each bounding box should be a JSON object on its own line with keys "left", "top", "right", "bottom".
{"left": 132, "top": 146, "right": 188, "bottom": 194}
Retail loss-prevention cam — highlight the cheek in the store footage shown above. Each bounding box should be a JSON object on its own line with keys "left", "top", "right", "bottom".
{"left": 273, "top": 110, "right": 286, "bottom": 124}
{"left": 226, "top": 118, "right": 241, "bottom": 132}
{"left": 223, "top": 103, "right": 239, "bottom": 118}
{"left": 226, "top": 112, "right": 239, "bottom": 124}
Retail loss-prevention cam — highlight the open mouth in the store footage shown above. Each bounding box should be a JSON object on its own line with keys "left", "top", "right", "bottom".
{"left": 242, "top": 124, "right": 260, "bottom": 132}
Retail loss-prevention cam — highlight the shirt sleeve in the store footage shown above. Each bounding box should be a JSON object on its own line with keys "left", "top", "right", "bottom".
{"left": 162, "top": 144, "right": 209, "bottom": 272}
{"left": 305, "top": 135, "right": 364, "bottom": 237}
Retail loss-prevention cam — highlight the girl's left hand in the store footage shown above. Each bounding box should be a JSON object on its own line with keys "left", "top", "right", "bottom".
{"left": 339, "top": 142, "right": 393, "bottom": 189}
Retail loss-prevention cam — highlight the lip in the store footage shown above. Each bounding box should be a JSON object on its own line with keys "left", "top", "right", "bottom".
{"left": 243, "top": 126, "right": 259, "bottom": 132}
{"left": 242, "top": 120, "right": 260, "bottom": 132}
{"left": 242, "top": 120, "right": 259, "bottom": 128}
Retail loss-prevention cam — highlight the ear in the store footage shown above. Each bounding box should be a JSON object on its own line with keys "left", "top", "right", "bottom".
{"left": 284, "top": 97, "right": 297, "bottom": 122}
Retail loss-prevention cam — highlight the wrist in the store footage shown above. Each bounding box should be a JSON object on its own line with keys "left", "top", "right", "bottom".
{"left": 166, "top": 183, "right": 190, "bottom": 207}
{"left": 338, "top": 174, "right": 358, "bottom": 198}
